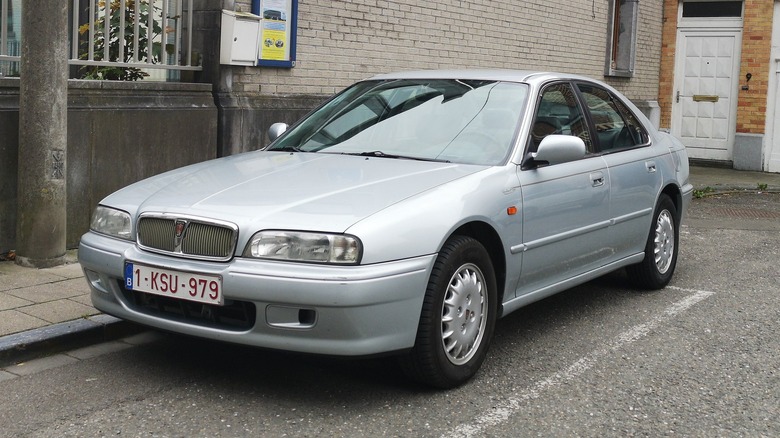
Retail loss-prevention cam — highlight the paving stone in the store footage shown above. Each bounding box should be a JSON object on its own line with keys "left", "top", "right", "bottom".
{"left": 0, "top": 261, "right": 27, "bottom": 276}
{"left": 18, "top": 300, "right": 98, "bottom": 324}
{"left": 0, "top": 292, "right": 33, "bottom": 311}
{"left": 5, "top": 354, "right": 79, "bottom": 376}
{"left": 0, "top": 310, "right": 47, "bottom": 336}
{"left": 67, "top": 341, "right": 133, "bottom": 360}
{"left": 0, "top": 269, "right": 69, "bottom": 292}
{"left": 5, "top": 278, "right": 91, "bottom": 303}
{"left": 68, "top": 292, "right": 94, "bottom": 308}
{"left": 46, "top": 263, "right": 85, "bottom": 280}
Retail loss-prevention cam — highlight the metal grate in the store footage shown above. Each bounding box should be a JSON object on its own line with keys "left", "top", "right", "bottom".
{"left": 137, "top": 216, "right": 237, "bottom": 261}
{"left": 120, "top": 284, "right": 256, "bottom": 332}
{"left": 708, "top": 207, "right": 780, "bottom": 219}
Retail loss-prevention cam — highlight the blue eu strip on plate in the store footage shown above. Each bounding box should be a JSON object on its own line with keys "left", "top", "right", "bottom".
{"left": 124, "top": 262, "right": 134, "bottom": 290}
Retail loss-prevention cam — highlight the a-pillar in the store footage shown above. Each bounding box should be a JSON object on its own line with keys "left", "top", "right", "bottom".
{"left": 15, "top": 2, "right": 69, "bottom": 268}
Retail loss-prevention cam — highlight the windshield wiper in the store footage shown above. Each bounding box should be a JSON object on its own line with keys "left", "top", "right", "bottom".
{"left": 271, "top": 145, "right": 303, "bottom": 152}
{"left": 345, "top": 150, "right": 450, "bottom": 163}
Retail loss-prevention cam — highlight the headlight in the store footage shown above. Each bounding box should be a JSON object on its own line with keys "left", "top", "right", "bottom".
{"left": 244, "top": 231, "right": 362, "bottom": 264}
{"left": 90, "top": 206, "right": 133, "bottom": 240}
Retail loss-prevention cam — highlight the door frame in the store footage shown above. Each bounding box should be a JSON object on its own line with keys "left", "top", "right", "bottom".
{"left": 670, "top": 4, "right": 743, "bottom": 163}
{"left": 765, "top": 1, "right": 780, "bottom": 173}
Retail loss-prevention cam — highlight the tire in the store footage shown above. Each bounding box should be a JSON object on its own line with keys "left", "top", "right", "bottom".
{"left": 400, "top": 235, "right": 497, "bottom": 389}
{"left": 627, "top": 194, "right": 679, "bottom": 290}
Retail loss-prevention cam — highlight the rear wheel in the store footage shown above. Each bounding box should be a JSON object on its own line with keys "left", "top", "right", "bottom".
{"left": 627, "top": 194, "right": 679, "bottom": 289}
{"left": 400, "top": 235, "right": 497, "bottom": 388}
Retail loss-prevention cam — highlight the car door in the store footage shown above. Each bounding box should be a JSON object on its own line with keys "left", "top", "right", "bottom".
{"left": 515, "top": 82, "right": 611, "bottom": 296}
{"left": 575, "top": 82, "right": 661, "bottom": 261}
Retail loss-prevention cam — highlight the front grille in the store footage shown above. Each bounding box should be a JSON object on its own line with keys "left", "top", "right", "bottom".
{"left": 137, "top": 215, "right": 237, "bottom": 261}
{"left": 120, "top": 284, "right": 256, "bottom": 331}
{"left": 138, "top": 217, "right": 175, "bottom": 251}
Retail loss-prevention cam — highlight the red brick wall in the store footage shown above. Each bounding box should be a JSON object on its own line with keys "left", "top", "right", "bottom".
{"left": 738, "top": 0, "right": 773, "bottom": 134}
{"left": 658, "top": 0, "right": 678, "bottom": 129}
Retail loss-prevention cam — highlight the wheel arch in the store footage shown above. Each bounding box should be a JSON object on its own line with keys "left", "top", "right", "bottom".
{"left": 450, "top": 221, "right": 507, "bottom": 309}
{"left": 660, "top": 183, "right": 683, "bottom": 222}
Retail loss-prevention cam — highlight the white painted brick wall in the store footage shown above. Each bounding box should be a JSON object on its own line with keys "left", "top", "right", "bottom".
{"left": 233, "top": 0, "right": 663, "bottom": 100}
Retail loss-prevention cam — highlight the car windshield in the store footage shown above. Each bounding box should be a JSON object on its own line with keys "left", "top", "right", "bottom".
{"left": 268, "top": 79, "right": 529, "bottom": 165}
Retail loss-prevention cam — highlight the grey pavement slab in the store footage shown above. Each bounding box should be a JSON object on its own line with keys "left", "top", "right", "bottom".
{"left": 0, "top": 310, "right": 47, "bottom": 336}
{"left": 18, "top": 299, "right": 97, "bottom": 324}
{"left": 69, "top": 293, "right": 94, "bottom": 307}
{"left": 5, "top": 277, "right": 90, "bottom": 303}
{"left": 0, "top": 269, "right": 72, "bottom": 292}
{"left": 0, "top": 292, "right": 33, "bottom": 311}
{"left": 45, "top": 263, "right": 86, "bottom": 279}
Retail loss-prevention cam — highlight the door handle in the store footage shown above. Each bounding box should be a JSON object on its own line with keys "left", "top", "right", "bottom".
{"left": 590, "top": 172, "right": 605, "bottom": 187}
{"left": 646, "top": 161, "right": 657, "bottom": 173}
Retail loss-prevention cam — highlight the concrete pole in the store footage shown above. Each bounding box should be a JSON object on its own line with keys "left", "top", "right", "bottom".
{"left": 15, "top": 2, "right": 69, "bottom": 268}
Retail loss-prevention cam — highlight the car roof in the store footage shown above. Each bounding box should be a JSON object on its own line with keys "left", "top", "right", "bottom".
{"left": 366, "top": 69, "right": 597, "bottom": 86}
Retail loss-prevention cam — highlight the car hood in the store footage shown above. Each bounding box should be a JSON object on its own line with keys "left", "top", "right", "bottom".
{"left": 105, "top": 151, "right": 486, "bottom": 233}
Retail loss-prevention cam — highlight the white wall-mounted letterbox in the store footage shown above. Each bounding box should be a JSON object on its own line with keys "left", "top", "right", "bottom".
{"left": 220, "top": 10, "right": 261, "bottom": 66}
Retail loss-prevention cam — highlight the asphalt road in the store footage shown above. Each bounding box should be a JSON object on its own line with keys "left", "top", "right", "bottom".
{"left": 1, "top": 192, "right": 779, "bottom": 437}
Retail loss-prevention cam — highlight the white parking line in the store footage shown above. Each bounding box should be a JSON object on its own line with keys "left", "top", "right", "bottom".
{"left": 447, "top": 287, "right": 715, "bottom": 438}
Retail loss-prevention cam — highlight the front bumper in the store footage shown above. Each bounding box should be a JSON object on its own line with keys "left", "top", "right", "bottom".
{"left": 79, "top": 231, "right": 435, "bottom": 356}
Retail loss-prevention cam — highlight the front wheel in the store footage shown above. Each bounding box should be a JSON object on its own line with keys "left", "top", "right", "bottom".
{"left": 400, "top": 236, "right": 497, "bottom": 388}
{"left": 627, "top": 194, "right": 679, "bottom": 290}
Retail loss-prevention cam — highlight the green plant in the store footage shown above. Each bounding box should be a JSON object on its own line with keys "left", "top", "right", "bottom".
{"left": 693, "top": 186, "right": 715, "bottom": 199}
{"left": 757, "top": 183, "right": 769, "bottom": 191}
{"left": 78, "top": 0, "right": 175, "bottom": 80}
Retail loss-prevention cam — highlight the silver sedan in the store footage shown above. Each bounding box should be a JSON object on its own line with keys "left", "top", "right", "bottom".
{"left": 79, "top": 70, "right": 692, "bottom": 388}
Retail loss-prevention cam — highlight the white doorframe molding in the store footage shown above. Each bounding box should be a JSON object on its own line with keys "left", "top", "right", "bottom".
{"left": 765, "top": 1, "right": 780, "bottom": 173}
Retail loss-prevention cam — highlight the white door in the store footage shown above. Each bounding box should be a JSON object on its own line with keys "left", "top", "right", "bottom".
{"left": 671, "top": 30, "right": 742, "bottom": 161}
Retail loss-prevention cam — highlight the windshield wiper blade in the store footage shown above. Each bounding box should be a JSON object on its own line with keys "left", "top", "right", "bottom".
{"left": 347, "top": 151, "right": 450, "bottom": 163}
{"left": 272, "top": 145, "right": 303, "bottom": 152}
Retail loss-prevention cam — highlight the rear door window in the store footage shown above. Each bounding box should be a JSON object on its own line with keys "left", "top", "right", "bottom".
{"left": 576, "top": 83, "right": 649, "bottom": 152}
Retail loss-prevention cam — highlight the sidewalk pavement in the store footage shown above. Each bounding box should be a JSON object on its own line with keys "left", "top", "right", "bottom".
{"left": 1, "top": 165, "right": 779, "bottom": 367}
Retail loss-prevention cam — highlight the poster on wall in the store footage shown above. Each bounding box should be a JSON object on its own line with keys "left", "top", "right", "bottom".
{"left": 253, "top": 0, "right": 298, "bottom": 67}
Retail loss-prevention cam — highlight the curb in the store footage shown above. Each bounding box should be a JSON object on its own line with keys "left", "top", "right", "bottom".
{"left": 0, "top": 315, "right": 144, "bottom": 368}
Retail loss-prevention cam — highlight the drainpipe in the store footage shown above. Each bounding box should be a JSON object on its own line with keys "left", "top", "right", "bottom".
{"left": 15, "top": 2, "right": 69, "bottom": 268}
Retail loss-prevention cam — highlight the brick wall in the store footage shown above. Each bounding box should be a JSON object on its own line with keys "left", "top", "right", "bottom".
{"left": 658, "top": 0, "right": 677, "bottom": 129}
{"left": 231, "top": 0, "right": 663, "bottom": 101}
{"left": 738, "top": 0, "right": 773, "bottom": 134}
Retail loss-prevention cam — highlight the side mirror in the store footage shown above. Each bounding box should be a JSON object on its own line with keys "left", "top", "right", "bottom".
{"left": 267, "top": 122, "right": 289, "bottom": 142}
{"left": 523, "top": 135, "right": 586, "bottom": 168}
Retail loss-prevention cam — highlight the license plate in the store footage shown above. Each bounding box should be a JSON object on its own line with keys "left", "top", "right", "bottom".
{"left": 124, "top": 262, "right": 223, "bottom": 306}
